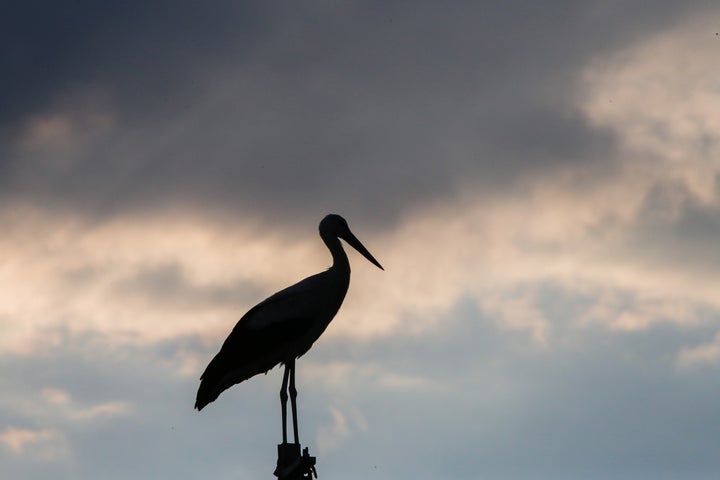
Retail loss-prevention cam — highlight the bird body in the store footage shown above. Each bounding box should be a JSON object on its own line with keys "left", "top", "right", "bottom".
{"left": 195, "top": 214, "right": 382, "bottom": 414}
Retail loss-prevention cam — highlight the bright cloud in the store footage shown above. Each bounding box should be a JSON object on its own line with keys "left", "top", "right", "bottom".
{"left": 316, "top": 405, "right": 370, "bottom": 454}
{"left": 581, "top": 12, "right": 720, "bottom": 199}
{"left": 0, "top": 427, "right": 69, "bottom": 461}
{"left": 676, "top": 330, "right": 720, "bottom": 368}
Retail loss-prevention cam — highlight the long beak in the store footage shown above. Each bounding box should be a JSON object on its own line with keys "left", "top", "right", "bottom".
{"left": 343, "top": 231, "right": 384, "bottom": 270}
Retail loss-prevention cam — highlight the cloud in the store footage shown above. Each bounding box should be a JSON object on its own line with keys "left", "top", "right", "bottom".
{"left": 676, "top": 331, "right": 720, "bottom": 368}
{"left": 70, "top": 402, "right": 132, "bottom": 421}
{"left": 316, "top": 406, "right": 351, "bottom": 453}
{"left": 41, "top": 388, "right": 71, "bottom": 406}
{"left": 315, "top": 405, "right": 371, "bottom": 454}
{"left": 0, "top": 427, "right": 70, "bottom": 461}
{"left": 3, "top": 156, "right": 720, "bottom": 357}
{"left": 0, "top": 333, "right": 284, "bottom": 479}
{"left": 3, "top": 1, "right": 708, "bottom": 225}
{"left": 582, "top": 13, "right": 720, "bottom": 168}
{"left": 0, "top": 207, "right": 314, "bottom": 351}
{"left": 2, "top": 289, "right": 720, "bottom": 479}
{"left": 39, "top": 387, "right": 133, "bottom": 422}
{"left": 302, "top": 301, "right": 720, "bottom": 480}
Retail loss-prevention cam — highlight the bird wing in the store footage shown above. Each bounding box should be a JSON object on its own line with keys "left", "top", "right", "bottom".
{"left": 240, "top": 273, "right": 324, "bottom": 331}
{"left": 195, "top": 274, "right": 325, "bottom": 410}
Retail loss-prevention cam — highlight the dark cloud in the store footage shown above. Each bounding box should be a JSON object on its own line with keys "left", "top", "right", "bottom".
{"left": 0, "top": 1, "right": 267, "bottom": 124}
{"left": 112, "top": 262, "right": 264, "bottom": 309}
{"left": 2, "top": 1, "right": 710, "bottom": 226}
{"left": 620, "top": 177, "right": 720, "bottom": 274}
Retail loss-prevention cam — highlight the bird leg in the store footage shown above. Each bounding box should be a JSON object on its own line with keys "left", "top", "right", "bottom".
{"left": 288, "top": 359, "right": 300, "bottom": 445}
{"left": 280, "top": 362, "right": 291, "bottom": 445}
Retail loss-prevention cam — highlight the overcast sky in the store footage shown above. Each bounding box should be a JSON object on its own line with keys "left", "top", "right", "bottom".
{"left": 2, "top": 1, "right": 720, "bottom": 479}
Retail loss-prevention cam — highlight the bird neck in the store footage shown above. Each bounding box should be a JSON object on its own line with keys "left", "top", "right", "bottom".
{"left": 322, "top": 234, "right": 350, "bottom": 272}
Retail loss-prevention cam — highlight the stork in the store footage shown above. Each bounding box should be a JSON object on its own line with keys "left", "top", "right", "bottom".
{"left": 195, "top": 214, "right": 383, "bottom": 447}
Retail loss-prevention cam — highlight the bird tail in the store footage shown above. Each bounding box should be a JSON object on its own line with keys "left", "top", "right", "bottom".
{"left": 194, "top": 351, "right": 259, "bottom": 411}
{"left": 195, "top": 377, "right": 221, "bottom": 411}
{"left": 194, "top": 351, "right": 229, "bottom": 410}
{"left": 195, "top": 342, "right": 283, "bottom": 411}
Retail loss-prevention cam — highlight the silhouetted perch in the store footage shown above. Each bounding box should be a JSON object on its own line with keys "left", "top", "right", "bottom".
{"left": 274, "top": 442, "right": 317, "bottom": 480}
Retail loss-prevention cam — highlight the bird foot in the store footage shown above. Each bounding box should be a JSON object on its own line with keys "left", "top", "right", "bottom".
{"left": 274, "top": 443, "right": 317, "bottom": 480}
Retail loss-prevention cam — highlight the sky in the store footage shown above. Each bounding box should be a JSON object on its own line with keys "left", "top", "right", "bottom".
{"left": 2, "top": 1, "right": 720, "bottom": 479}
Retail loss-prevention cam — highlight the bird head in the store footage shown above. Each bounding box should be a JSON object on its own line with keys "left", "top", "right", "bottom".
{"left": 320, "top": 214, "right": 384, "bottom": 270}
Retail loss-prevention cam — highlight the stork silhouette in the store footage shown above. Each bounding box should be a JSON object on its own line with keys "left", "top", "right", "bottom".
{"left": 195, "top": 214, "right": 383, "bottom": 447}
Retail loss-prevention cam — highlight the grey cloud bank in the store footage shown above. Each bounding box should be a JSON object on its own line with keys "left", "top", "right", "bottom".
{"left": 3, "top": 300, "right": 719, "bottom": 479}
{"left": 1, "top": 0, "right": 708, "bottom": 224}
